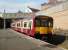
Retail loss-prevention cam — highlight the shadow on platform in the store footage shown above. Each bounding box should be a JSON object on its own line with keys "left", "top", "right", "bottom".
{"left": 44, "top": 34, "right": 66, "bottom": 45}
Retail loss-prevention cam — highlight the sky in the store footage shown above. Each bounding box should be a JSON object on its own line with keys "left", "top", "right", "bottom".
{"left": 0, "top": 0, "right": 48, "bottom": 13}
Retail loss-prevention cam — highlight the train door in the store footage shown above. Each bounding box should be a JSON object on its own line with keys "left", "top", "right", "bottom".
{"left": 20, "top": 20, "right": 23, "bottom": 32}
{"left": 16, "top": 20, "right": 21, "bottom": 32}
{"left": 22, "top": 20, "right": 29, "bottom": 34}
{"left": 28, "top": 20, "right": 32, "bottom": 29}
{"left": 27, "top": 20, "right": 34, "bottom": 36}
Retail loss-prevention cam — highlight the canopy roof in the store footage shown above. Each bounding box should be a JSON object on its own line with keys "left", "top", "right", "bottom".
{"left": 28, "top": 7, "right": 40, "bottom": 12}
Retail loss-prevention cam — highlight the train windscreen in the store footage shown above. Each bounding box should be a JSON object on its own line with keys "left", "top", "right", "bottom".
{"left": 35, "top": 17, "right": 48, "bottom": 27}
{"left": 35, "top": 16, "right": 53, "bottom": 27}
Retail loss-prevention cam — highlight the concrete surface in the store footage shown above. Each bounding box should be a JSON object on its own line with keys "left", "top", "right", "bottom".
{"left": 0, "top": 29, "right": 66, "bottom": 50}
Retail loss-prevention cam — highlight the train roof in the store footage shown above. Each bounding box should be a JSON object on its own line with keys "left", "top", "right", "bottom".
{"left": 35, "top": 15, "right": 49, "bottom": 17}
{"left": 35, "top": 15, "right": 52, "bottom": 18}
{"left": 35, "top": 15, "right": 53, "bottom": 20}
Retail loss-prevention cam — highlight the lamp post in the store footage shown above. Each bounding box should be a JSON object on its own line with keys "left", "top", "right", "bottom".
{"left": 3, "top": 9, "right": 6, "bottom": 29}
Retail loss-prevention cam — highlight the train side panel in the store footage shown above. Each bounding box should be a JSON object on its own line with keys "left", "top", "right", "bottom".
{"left": 19, "top": 19, "right": 35, "bottom": 37}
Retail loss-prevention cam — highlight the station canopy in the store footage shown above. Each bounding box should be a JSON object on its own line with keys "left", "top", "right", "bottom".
{"left": 0, "top": 7, "right": 40, "bottom": 19}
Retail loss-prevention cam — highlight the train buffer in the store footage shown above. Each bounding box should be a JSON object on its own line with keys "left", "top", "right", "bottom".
{"left": 0, "top": 29, "right": 67, "bottom": 50}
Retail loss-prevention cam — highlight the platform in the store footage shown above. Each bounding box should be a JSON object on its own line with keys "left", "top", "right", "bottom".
{"left": 0, "top": 29, "right": 66, "bottom": 50}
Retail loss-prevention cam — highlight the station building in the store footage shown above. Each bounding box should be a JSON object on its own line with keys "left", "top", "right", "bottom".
{"left": 36, "top": 0, "right": 68, "bottom": 30}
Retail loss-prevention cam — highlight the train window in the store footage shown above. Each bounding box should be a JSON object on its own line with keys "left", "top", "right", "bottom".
{"left": 24, "top": 22, "right": 27, "bottom": 27}
{"left": 19, "top": 23, "right": 20, "bottom": 27}
{"left": 17, "top": 23, "right": 20, "bottom": 27}
{"left": 35, "top": 17, "right": 49, "bottom": 27}
{"left": 17, "top": 23, "right": 18, "bottom": 27}
{"left": 48, "top": 17, "right": 53, "bottom": 27}
{"left": 49, "top": 21, "right": 53, "bottom": 27}
{"left": 11, "top": 23, "right": 15, "bottom": 27}
{"left": 35, "top": 19, "right": 41, "bottom": 27}
{"left": 35, "top": 16, "right": 53, "bottom": 27}
{"left": 41, "top": 20, "right": 48, "bottom": 27}
{"left": 12, "top": 23, "right": 15, "bottom": 26}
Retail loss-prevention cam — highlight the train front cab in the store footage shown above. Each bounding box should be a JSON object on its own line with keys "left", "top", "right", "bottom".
{"left": 34, "top": 15, "right": 53, "bottom": 39}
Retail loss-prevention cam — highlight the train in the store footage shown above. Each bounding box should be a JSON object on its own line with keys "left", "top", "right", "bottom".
{"left": 11, "top": 15, "right": 53, "bottom": 39}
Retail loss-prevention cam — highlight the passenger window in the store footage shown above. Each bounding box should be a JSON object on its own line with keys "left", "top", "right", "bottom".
{"left": 17, "top": 23, "right": 18, "bottom": 27}
{"left": 19, "top": 23, "right": 20, "bottom": 27}
{"left": 41, "top": 20, "right": 48, "bottom": 27}
{"left": 12, "top": 24, "right": 15, "bottom": 26}
{"left": 17, "top": 23, "right": 20, "bottom": 27}
{"left": 35, "top": 19, "right": 41, "bottom": 27}
{"left": 24, "top": 22, "right": 27, "bottom": 27}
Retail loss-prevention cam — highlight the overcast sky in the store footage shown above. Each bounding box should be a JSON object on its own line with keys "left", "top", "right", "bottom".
{"left": 0, "top": 0, "right": 48, "bottom": 13}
